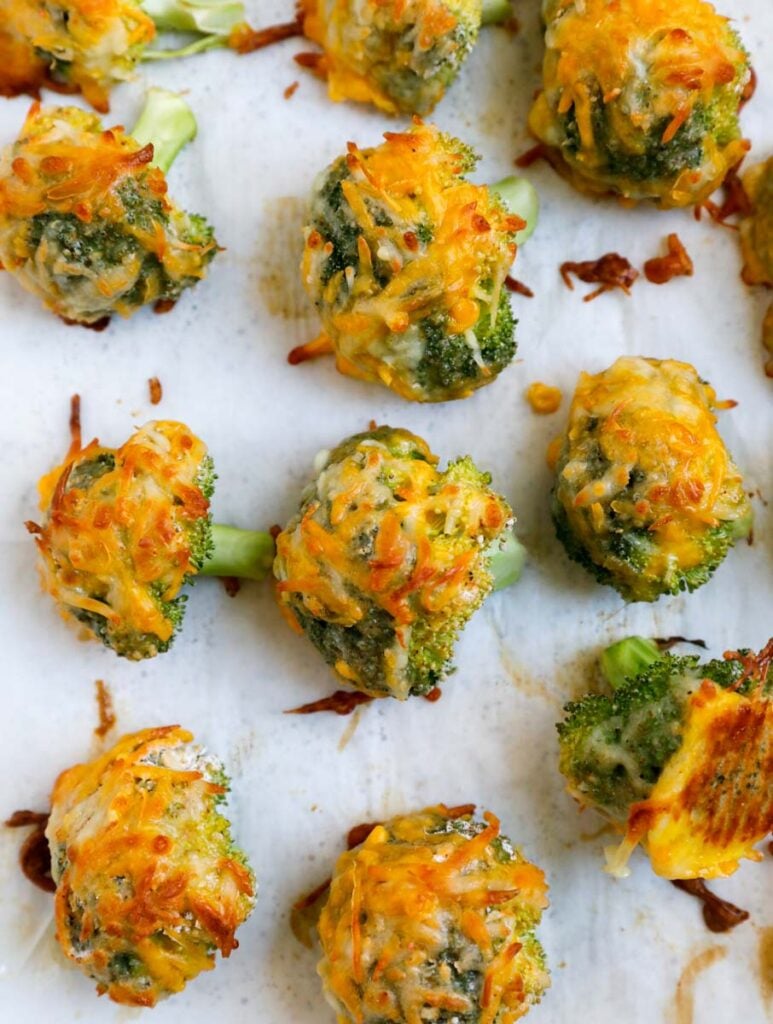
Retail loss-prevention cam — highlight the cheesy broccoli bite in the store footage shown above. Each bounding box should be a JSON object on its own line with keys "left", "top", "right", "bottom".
{"left": 550, "top": 357, "right": 751, "bottom": 602}
{"left": 46, "top": 726, "right": 255, "bottom": 1005}
{"left": 274, "top": 426, "right": 524, "bottom": 700}
{"left": 0, "top": 90, "right": 217, "bottom": 326}
{"left": 738, "top": 156, "right": 773, "bottom": 374}
{"left": 30, "top": 415, "right": 274, "bottom": 658}
{"left": 529, "top": 0, "right": 750, "bottom": 207}
{"left": 299, "top": 0, "right": 512, "bottom": 116}
{"left": 298, "top": 121, "right": 537, "bottom": 403}
{"left": 558, "top": 636, "right": 772, "bottom": 880}
{"left": 318, "top": 806, "right": 549, "bottom": 1023}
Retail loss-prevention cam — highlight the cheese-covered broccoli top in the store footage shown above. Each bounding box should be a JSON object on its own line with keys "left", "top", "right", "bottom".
{"left": 302, "top": 122, "right": 520, "bottom": 402}
{"left": 300, "top": 0, "right": 482, "bottom": 115}
{"left": 318, "top": 806, "right": 549, "bottom": 1024}
{"left": 274, "top": 427, "right": 513, "bottom": 699}
{"left": 740, "top": 156, "right": 773, "bottom": 288}
{"left": 34, "top": 420, "right": 214, "bottom": 659}
{"left": 551, "top": 357, "right": 751, "bottom": 602}
{"left": 0, "top": 103, "right": 216, "bottom": 324}
{"left": 46, "top": 726, "right": 255, "bottom": 1006}
{"left": 529, "top": 0, "right": 750, "bottom": 207}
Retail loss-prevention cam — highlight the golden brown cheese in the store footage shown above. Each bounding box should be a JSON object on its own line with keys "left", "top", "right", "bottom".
{"left": 318, "top": 806, "right": 550, "bottom": 1023}
{"left": 46, "top": 726, "right": 255, "bottom": 1005}
{"left": 739, "top": 156, "right": 773, "bottom": 288}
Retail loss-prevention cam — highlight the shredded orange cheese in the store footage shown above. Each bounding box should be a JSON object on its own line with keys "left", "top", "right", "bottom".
{"left": 525, "top": 382, "right": 562, "bottom": 414}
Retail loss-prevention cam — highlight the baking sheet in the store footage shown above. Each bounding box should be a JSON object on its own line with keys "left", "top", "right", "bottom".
{"left": 0, "top": 1, "right": 771, "bottom": 1020}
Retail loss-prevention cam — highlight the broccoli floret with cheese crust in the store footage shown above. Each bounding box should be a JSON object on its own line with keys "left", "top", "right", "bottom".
{"left": 550, "top": 356, "right": 751, "bottom": 602}
{"left": 273, "top": 426, "right": 525, "bottom": 699}
{"left": 0, "top": 91, "right": 218, "bottom": 325}
{"left": 738, "top": 157, "right": 773, "bottom": 375}
{"left": 46, "top": 726, "right": 256, "bottom": 1006}
{"left": 529, "top": 0, "right": 750, "bottom": 207}
{"left": 31, "top": 413, "right": 274, "bottom": 659}
{"left": 557, "top": 637, "right": 773, "bottom": 879}
{"left": 318, "top": 805, "right": 549, "bottom": 1023}
{"left": 298, "top": 122, "right": 529, "bottom": 403}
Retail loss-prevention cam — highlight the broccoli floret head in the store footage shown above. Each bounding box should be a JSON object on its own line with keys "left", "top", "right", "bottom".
{"left": 530, "top": 0, "right": 750, "bottom": 207}
{"left": 301, "top": 0, "right": 482, "bottom": 115}
{"left": 558, "top": 637, "right": 772, "bottom": 879}
{"left": 302, "top": 121, "right": 520, "bottom": 402}
{"left": 318, "top": 805, "right": 549, "bottom": 1023}
{"left": 551, "top": 357, "right": 751, "bottom": 602}
{"left": 740, "top": 156, "right": 773, "bottom": 287}
{"left": 0, "top": 105, "right": 217, "bottom": 324}
{"left": 274, "top": 426, "right": 513, "bottom": 698}
{"left": 33, "top": 421, "right": 214, "bottom": 659}
{"left": 46, "top": 726, "right": 256, "bottom": 1005}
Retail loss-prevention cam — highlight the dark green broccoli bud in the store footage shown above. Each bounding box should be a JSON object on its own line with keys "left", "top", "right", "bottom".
{"left": 0, "top": 90, "right": 217, "bottom": 325}
{"left": 557, "top": 637, "right": 772, "bottom": 879}
{"left": 31, "top": 414, "right": 273, "bottom": 659}
{"left": 550, "top": 357, "right": 751, "bottom": 602}
{"left": 274, "top": 426, "right": 523, "bottom": 699}
{"left": 529, "top": 0, "right": 750, "bottom": 207}
{"left": 297, "top": 122, "right": 533, "bottom": 402}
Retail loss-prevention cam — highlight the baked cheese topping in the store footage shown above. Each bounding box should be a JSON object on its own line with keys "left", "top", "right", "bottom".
{"left": 552, "top": 356, "right": 750, "bottom": 601}
{"left": 318, "top": 806, "right": 550, "bottom": 1024}
{"left": 0, "top": 105, "right": 216, "bottom": 323}
{"left": 740, "top": 157, "right": 773, "bottom": 287}
{"left": 274, "top": 427, "right": 511, "bottom": 698}
{"left": 607, "top": 681, "right": 772, "bottom": 879}
{"left": 301, "top": 0, "right": 481, "bottom": 115}
{"left": 530, "top": 0, "right": 750, "bottom": 206}
{"left": 0, "top": 0, "right": 155, "bottom": 111}
{"left": 46, "top": 726, "right": 255, "bottom": 1006}
{"left": 34, "top": 420, "right": 211, "bottom": 658}
{"left": 302, "top": 121, "right": 520, "bottom": 402}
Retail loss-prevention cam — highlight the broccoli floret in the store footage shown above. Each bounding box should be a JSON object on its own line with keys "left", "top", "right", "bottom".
{"left": 0, "top": 91, "right": 217, "bottom": 324}
{"left": 32, "top": 415, "right": 273, "bottom": 659}
{"left": 274, "top": 427, "right": 524, "bottom": 699}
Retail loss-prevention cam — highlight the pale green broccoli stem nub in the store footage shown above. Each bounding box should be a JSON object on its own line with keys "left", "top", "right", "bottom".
{"left": 201, "top": 524, "right": 275, "bottom": 581}
{"left": 487, "top": 531, "right": 526, "bottom": 592}
{"left": 491, "top": 175, "right": 539, "bottom": 246}
{"left": 131, "top": 88, "right": 197, "bottom": 174}
{"left": 599, "top": 636, "right": 662, "bottom": 691}
{"left": 141, "top": 0, "right": 246, "bottom": 58}
{"left": 481, "top": 0, "right": 513, "bottom": 26}
{"left": 727, "top": 506, "right": 754, "bottom": 541}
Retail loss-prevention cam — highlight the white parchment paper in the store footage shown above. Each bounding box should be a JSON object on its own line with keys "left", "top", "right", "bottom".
{"left": 0, "top": 1, "right": 771, "bottom": 1021}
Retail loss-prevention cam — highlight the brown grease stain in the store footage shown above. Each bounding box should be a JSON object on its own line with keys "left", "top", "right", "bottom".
{"left": 285, "top": 690, "right": 375, "bottom": 716}
{"left": 672, "top": 946, "right": 726, "bottom": 1024}
{"left": 257, "top": 197, "right": 316, "bottom": 320}
{"left": 337, "top": 707, "right": 363, "bottom": 752}
{"left": 759, "top": 927, "right": 773, "bottom": 1005}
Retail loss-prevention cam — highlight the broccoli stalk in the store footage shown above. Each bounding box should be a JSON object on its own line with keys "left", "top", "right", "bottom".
{"left": 491, "top": 176, "right": 539, "bottom": 246}
{"left": 599, "top": 636, "right": 662, "bottom": 690}
{"left": 141, "top": 0, "right": 247, "bottom": 58}
{"left": 487, "top": 530, "right": 526, "bottom": 591}
{"left": 201, "top": 524, "right": 275, "bottom": 581}
{"left": 481, "top": 0, "right": 513, "bottom": 25}
{"left": 130, "top": 88, "right": 198, "bottom": 174}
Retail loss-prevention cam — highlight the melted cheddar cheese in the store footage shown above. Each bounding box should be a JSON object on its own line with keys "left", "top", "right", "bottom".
{"left": 607, "top": 681, "right": 772, "bottom": 879}
{"left": 0, "top": 0, "right": 155, "bottom": 111}
{"left": 46, "top": 726, "right": 255, "bottom": 1005}
{"left": 34, "top": 420, "right": 212, "bottom": 658}
{"left": 318, "top": 807, "right": 550, "bottom": 1024}
{"left": 552, "top": 357, "right": 750, "bottom": 602}
{"left": 301, "top": 0, "right": 481, "bottom": 115}
{"left": 274, "top": 427, "right": 511, "bottom": 699}
{"left": 302, "top": 122, "right": 520, "bottom": 402}
{"left": 530, "top": 0, "right": 750, "bottom": 207}
{"left": 0, "top": 104, "right": 216, "bottom": 324}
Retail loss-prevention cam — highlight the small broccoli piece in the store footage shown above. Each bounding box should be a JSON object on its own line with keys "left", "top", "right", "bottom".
{"left": 318, "top": 806, "right": 549, "bottom": 1023}
{"left": 299, "top": 122, "right": 525, "bottom": 402}
{"left": 274, "top": 426, "right": 522, "bottom": 699}
{"left": 32, "top": 415, "right": 274, "bottom": 659}
{"left": 557, "top": 637, "right": 772, "bottom": 879}
{"left": 46, "top": 726, "right": 256, "bottom": 1005}
{"left": 299, "top": 0, "right": 510, "bottom": 116}
{"left": 0, "top": 91, "right": 218, "bottom": 324}
{"left": 551, "top": 357, "right": 751, "bottom": 602}
{"left": 529, "top": 0, "right": 750, "bottom": 207}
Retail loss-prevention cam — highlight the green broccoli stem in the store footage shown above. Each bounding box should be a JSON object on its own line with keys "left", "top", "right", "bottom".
{"left": 201, "top": 524, "right": 275, "bottom": 581}
{"left": 130, "top": 88, "right": 197, "bottom": 174}
{"left": 482, "top": 0, "right": 513, "bottom": 25}
{"left": 141, "top": 0, "right": 246, "bottom": 58}
{"left": 491, "top": 176, "right": 539, "bottom": 246}
{"left": 487, "top": 531, "right": 526, "bottom": 592}
{"left": 599, "top": 636, "right": 663, "bottom": 691}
